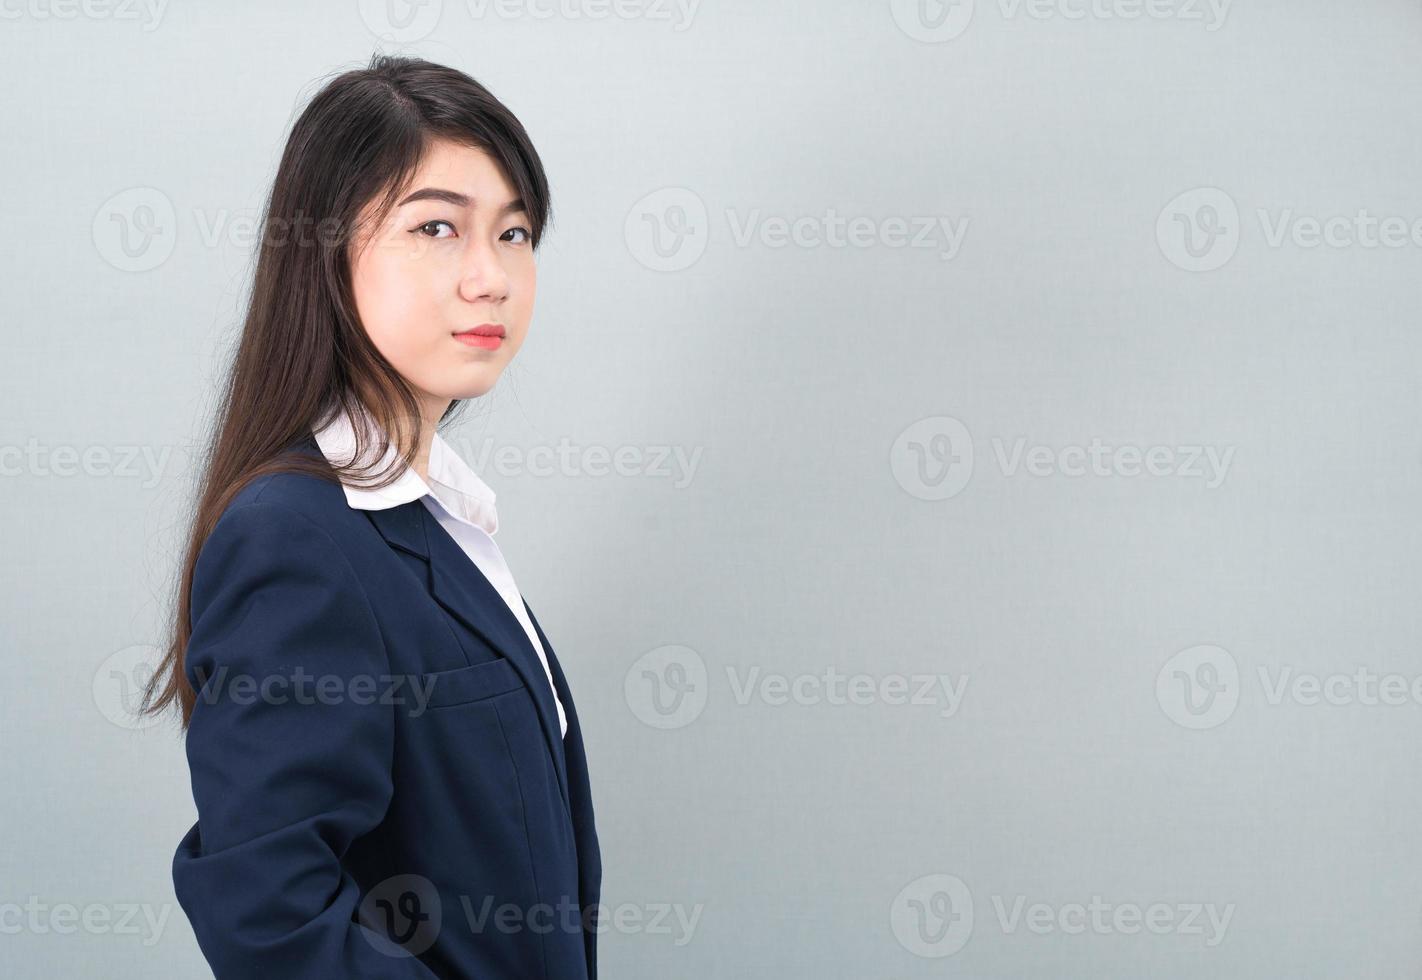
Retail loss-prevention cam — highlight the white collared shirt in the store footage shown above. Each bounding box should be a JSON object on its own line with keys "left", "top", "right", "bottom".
{"left": 310, "top": 403, "right": 568, "bottom": 738}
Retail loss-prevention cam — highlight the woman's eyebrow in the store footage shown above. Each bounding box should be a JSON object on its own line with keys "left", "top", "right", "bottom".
{"left": 397, "top": 187, "right": 526, "bottom": 215}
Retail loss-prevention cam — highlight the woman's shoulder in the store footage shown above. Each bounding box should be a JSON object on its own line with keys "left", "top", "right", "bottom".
{"left": 213, "top": 467, "right": 357, "bottom": 551}
{"left": 193, "top": 471, "right": 368, "bottom": 614}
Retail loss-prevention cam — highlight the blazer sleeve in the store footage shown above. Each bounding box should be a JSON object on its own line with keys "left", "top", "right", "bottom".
{"left": 172, "top": 499, "right": 439, "bottom": 979}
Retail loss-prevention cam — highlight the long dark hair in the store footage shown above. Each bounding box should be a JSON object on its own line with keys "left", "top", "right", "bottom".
{"left": 139, "top": 53, "right": 551, "bottom": 729}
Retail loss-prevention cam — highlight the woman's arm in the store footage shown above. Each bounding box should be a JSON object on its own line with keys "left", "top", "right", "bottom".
{"left": 172, "top": 499, "right": 440, "bottom": 979}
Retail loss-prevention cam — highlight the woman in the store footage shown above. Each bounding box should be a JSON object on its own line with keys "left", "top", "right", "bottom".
{"left": 139, "top": 54, "right": 601, "bottom": 979}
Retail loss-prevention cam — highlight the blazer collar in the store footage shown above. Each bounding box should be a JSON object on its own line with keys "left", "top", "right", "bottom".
{"left": 310, "top": 399, "right": 499, "bottom": 535}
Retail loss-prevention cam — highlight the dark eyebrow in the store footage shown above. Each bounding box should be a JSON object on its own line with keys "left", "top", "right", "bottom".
{"left": 396, "top": 187, "right": 527, "bottom": 217}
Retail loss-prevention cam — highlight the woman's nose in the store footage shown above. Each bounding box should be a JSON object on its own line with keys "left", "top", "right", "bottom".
{"left": 457, "top": 243, "right": 509, "bottom": 302}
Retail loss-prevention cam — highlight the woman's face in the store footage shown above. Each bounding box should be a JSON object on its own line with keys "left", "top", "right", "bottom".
{"left": 349, "top": 138, "right": 536, "bottom": 420}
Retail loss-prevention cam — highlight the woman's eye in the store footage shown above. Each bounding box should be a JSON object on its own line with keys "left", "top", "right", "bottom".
{"left": 415, "top": 220, "right": 456, "bottom": 238}
{"left": 503, "top": 226, "right": 532, "bottom": 245}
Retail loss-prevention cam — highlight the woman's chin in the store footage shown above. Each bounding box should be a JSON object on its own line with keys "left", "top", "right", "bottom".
{"left": 444, "top": 372, "right": 502, "bottom": 400}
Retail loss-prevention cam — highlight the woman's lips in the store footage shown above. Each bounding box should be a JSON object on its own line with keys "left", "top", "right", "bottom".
{"left": 454, "top": 333, "right": 502, "bottom": 349}
{"left": 454, "top": 324, "right": 504, "bottom": 350}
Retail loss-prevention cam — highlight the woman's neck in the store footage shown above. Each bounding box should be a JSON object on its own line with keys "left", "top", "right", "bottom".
{"left": 409, "top": 395, "right": 451, "bottom": 484}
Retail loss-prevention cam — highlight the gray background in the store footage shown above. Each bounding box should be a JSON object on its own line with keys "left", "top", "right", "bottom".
{"left": 3, "top": 0, "right": 1420, "bottom": 977}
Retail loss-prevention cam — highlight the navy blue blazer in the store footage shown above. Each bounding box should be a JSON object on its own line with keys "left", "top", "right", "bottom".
{"left": 173, "top": 436, "right": 601, "bottom": 979}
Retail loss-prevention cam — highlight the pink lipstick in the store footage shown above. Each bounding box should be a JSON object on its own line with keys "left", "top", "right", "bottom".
{"left": 454, "top": 323, "right": 505, "bottom": 350}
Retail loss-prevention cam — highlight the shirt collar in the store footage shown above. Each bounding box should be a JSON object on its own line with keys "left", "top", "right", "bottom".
{"left": 310, "top": 400, "right": 499, "bottom": 536}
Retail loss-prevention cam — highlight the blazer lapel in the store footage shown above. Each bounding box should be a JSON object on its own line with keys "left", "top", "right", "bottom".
{"left": 364, "top": 501, "right": 572, "bottom": 819}
{"left": 524, "top": 599, "right": 591, "bottom": 810}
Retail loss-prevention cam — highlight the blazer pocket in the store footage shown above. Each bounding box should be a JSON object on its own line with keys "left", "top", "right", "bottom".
{"left": 422, "top": 656, "right": 524, "bottom": 709}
